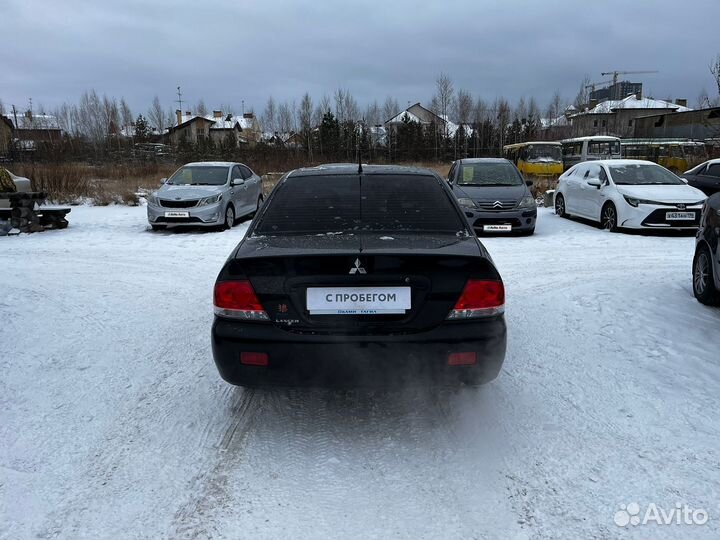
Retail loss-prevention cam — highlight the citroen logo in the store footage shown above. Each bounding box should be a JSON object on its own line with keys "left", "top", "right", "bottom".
{"left": 493, "top": 200, "right": 503, "bottom": 209}
{"left": 349, "top": 258, "right": 367, "bottom": 275}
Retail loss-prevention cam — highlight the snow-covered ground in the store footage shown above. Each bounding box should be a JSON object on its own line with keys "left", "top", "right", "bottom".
{"left": 2, "top": 206, "right": 719, "bottom": 540}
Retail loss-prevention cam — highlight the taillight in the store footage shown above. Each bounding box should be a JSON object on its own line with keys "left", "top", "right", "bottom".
{"left": 214, "top": 280, "right": 270, "bottom": 321}
{"left": 447, "top": 279, "right": 505, "bottom": 319}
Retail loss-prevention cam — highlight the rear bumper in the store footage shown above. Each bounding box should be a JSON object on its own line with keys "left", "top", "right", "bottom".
{"left": 211, "top": 316, "right": 507, "bottom": 388}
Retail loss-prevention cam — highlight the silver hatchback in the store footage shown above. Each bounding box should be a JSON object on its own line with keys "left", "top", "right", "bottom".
{"left": 146, "top": 161, "right": 263, "bottom": 230}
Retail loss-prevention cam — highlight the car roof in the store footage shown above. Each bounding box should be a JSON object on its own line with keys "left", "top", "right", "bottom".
{"left": 457, "top": 158, "right": 512, "bottom": 165}
{"left": 182, "top": 161, "right": 237, "bottom": 167}
{"left": 288, "top": 164, "right": 438, "bottom": 178}
{"left": 579, "top": 159, "right": 658, "bottom": 167}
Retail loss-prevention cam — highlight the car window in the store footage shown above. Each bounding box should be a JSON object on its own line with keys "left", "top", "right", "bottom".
{"left": 599, "top": 167, "right": 609, "bottom": 184}
{"left": 706, "top": 164, "right": 720, "bottom": 178}
{"left": 239, "top": 165, "right": 253, "bottom": 179}
{"left": 231, "top": 166, "right": 242, "bottom": 180}
{"left": 255, "top": 174, "right": 464, "bottom": 234}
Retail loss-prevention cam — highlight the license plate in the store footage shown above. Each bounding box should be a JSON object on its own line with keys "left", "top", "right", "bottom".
{"left": 307, "top": 287, "right": 411, "bottom": 315}
{"left": 483, "top": 224, "right": 512, "bottom": 232}
{"left": 164, "top": 211, "right": 189, "bottom": 218}
{"left": 666, "top": 211, "right": 695, "bottom": 220}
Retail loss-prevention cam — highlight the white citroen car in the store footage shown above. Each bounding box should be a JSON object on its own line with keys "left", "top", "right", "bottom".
{"left": 554, "top": 159, "right": 707, "bottom": 231}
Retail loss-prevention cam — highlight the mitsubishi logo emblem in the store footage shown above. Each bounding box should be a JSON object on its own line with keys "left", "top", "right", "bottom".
{"left": 349, "top": 258, "right": 367, "bottom": 275}
{"left": 493, "top": 200, "right": 503, "bottom": 208}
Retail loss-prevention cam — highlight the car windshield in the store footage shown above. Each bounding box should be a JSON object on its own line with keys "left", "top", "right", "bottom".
{"left": 255, "top": 174, "right": 465, "bottom": 234}
{"left": 458, "top": 162, "right": 524, "bottom": 186}
{"left": 609, "top": 164, "right": 684, "bottom": 185}
{"left": 167, "top": 166, "right": 229, "bottom": 185}
{"left": 526, "top": 144, "right": 562, "bottom": 162}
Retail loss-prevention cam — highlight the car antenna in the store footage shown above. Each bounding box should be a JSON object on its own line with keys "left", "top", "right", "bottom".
{"left": 357, "top": 120, "right": 363, "bottom": 174}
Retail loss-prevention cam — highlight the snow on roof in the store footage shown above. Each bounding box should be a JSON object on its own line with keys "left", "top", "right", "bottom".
{"left": 386, "top": 110, "right": 422, "bottom": 124}
{"left": 583, "top": 95, "right": 692, "bottom": 114}
{"left": 540, "top": 115, "right": 569, "bottom": 128}
{"left": 177, "top": 113, "right": 257, "bottom": 131}
{"left": 4, "top": 113, "right": 61, "bottom": 130}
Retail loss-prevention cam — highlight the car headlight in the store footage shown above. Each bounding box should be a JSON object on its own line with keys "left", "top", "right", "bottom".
{"left": 623, "top": 196, "right": 658, "bottom": 207}
{"left": 198, "top": 194, "right": 222, "bottom": 206}
{"left": 146, "top": 193, "right": 158, "bottom": 206}
{"left": 456, "top": 197, "right": 477, "bottom": 209}
{"left": 517, "top": 195, "right": 536, "bottom": 209}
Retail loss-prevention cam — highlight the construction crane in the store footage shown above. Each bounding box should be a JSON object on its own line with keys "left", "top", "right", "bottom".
{"left": 600, "top": 70, "right": 658, "bottom": 86}
{"left": 584, "top": 79, "right": 614, "bottom": 92}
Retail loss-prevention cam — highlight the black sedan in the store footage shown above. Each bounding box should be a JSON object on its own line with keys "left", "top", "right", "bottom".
{"left": 211, "top": 164, "right": 507, "bottom": 387}
{"left": 693, "top": 192, "right": 720, "bottom": 305}
{"left": 682, "top": 159, "right": 720, "bottom": 195}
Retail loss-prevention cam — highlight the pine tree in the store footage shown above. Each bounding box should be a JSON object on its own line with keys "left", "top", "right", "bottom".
{"left": 134, "top": 114, "right": 150, "bottom": 141}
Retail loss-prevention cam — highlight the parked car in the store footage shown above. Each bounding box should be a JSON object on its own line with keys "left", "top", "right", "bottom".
{"left": 146, "top": 161, "right": 263, "bottom": 231}
{"left": 211, "top": 164, "right": 507, "bottom": 388}
{"left": 554, "top": 159, "right": 706, "bottom": 231}
{"left": 681, "top": 158, "right": 720, "bottom": 196}
{"left": 692, "top": 192, "right": 720, "bottom": 305}
{"left": 447, "top": 158, "right": 537, "bottom": 235}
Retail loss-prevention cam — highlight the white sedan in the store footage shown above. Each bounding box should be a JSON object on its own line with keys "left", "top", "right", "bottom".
{"left": 554, "top": 159, "right": 707, "bottom": 231}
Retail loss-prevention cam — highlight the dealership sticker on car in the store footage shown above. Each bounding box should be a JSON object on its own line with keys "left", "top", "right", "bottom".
{"left": 483, "top": 224, "right": 512, "bottom": 232}
{"left": 307, "top": 287, "right": 411, "bottom": 315}
{"left": 666, "top": 211, "right": 695, "bottom": 220}
{"left": 164, "top": 211, "right": 190, "bottom": 218}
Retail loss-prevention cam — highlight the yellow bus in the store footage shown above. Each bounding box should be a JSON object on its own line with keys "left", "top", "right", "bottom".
{"left": 620, "top": 139, "right": 707, "bottom": 173}
{"left": 503, "top": 142, "right": 564, "bottom": 179}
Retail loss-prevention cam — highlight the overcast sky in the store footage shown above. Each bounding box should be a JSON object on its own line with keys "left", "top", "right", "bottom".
{"left": 3, "top": 0, "right": 720, "bottom": 118}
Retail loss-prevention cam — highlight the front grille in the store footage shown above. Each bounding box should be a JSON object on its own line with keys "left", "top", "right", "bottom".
{"left": 641, "top": 209, "right": 701, "bottom": 227}
{"left": 159, "top": 199, "right": 199, "bottom": 208}
{"left": 473, "top": 217, "right": 522, "bottom": 228}
{"left": 475, "top": 199, "right": 517, "bottom": 211}
{"left": 156, "top": 216, "right": 204, "bottom": 223}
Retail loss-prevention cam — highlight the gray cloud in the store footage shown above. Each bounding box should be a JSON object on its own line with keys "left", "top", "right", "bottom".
{"left": 4, "top": 0, "right": 719, "bottom": 116}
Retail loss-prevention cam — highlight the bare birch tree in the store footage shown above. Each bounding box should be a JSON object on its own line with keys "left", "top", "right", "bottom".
{"left": 148, "top": 95, "right": 165, "bottom": 134}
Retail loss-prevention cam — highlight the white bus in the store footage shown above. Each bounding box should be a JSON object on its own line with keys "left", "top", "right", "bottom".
{"left": 560, "top": 136, "right": 622, "bottom": 170}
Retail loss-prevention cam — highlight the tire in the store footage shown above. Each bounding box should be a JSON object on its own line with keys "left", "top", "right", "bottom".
{"left": 151, "top": 224, "right": 166, "bottom": 231}
{"left": 693, "top": 244, "right": 720, "bottom": 306}
{"left": 222, "top": 205, "right": 235, "bottom": 231}
{"left": 554, "top": 193, "right": 567, "bottom": 218}
{"left": 601, "top": 202, "right": 619, "bottom": 232}
{"left": 248, "top": 194, "right": 264, "bottom": 219}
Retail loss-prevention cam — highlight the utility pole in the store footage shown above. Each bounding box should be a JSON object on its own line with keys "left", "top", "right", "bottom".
{"left": 242, "top": 100, "right": 245, "bottom": 115}
{"left": 175, "top": 86, "right": 183, "bottom": 113}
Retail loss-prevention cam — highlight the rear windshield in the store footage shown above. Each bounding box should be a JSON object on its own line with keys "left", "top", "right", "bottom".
{"left": 255, "top": 174, "right": 465, "bottom": 234}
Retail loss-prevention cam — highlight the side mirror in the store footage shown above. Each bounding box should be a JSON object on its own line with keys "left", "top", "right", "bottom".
{"left": 232, "top": 178, "right": 244, "bottom": 186}
{"left": 159, "top": 177, "right": 167, "bottom": 185}
{"left": 525, "top": 180, "right": 533, "bottom": 186}
{"left": 587, "top": 179, "right": 601, "bottom": 188}
{"left": 680, "top": 178, "right": 689, "bottom": 184}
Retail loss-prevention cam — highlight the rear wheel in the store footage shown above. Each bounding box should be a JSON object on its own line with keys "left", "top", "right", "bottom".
{"left": 248, "top": 194, "right": 264, "bottom": 219}
{"left": 554, "top": 193, "right": 567, "bottom": 218}
{"left": 693, "top": 245, "right": 720, "bottom": 305}
{"left": 222, "top": 205, "right": 235, "bottom": 231}
{"left": 601, "top": 202, "right": 619, "bottom": 232}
